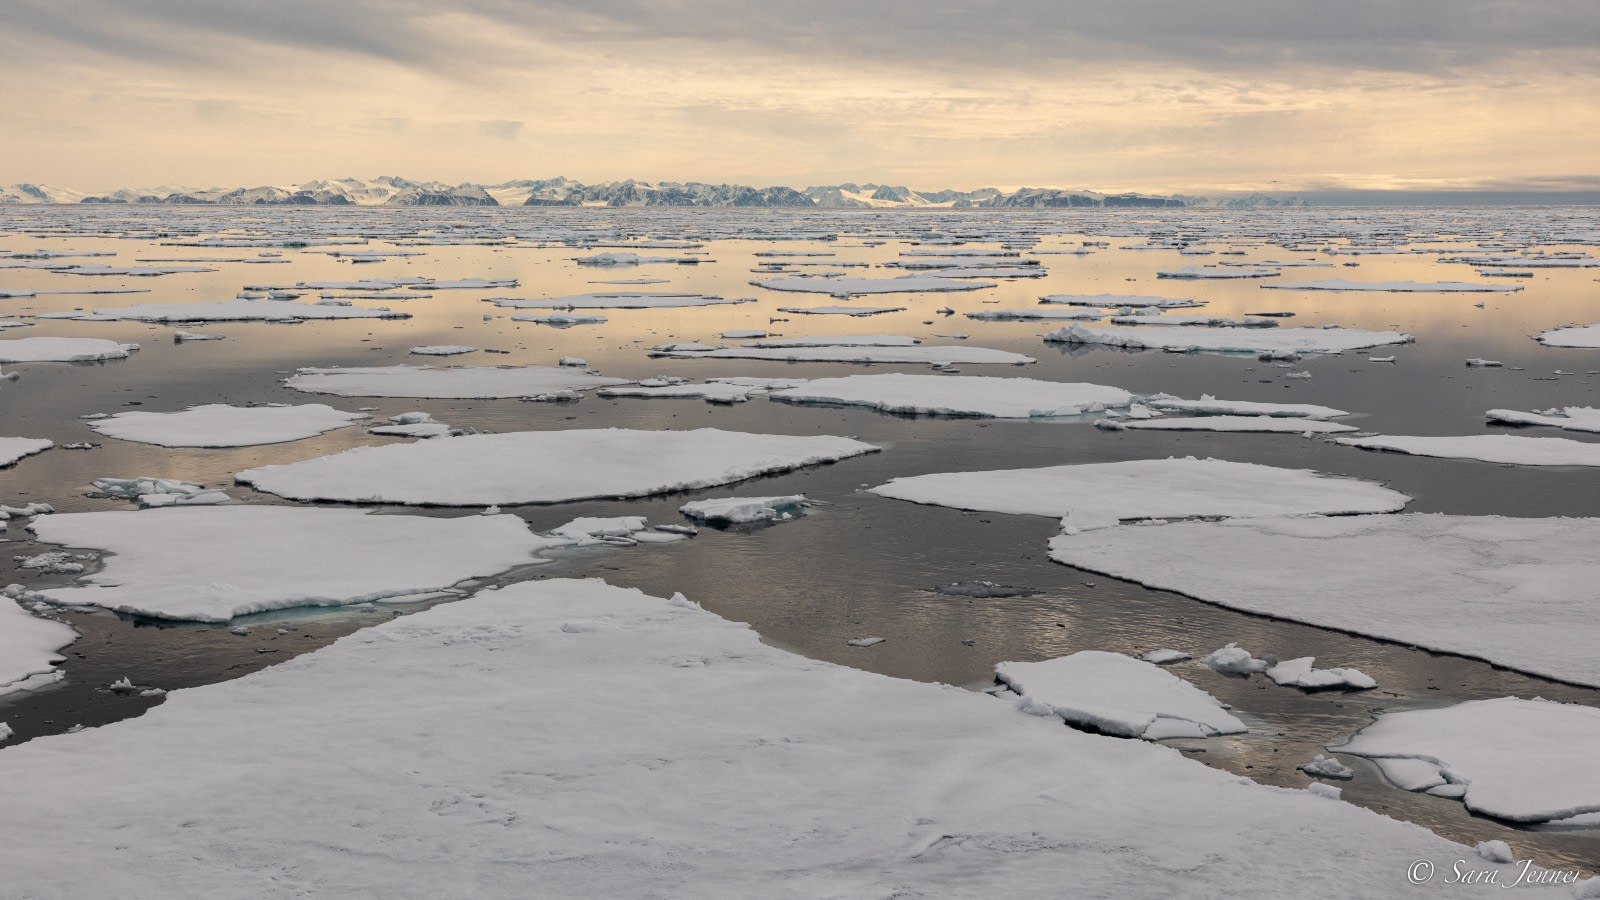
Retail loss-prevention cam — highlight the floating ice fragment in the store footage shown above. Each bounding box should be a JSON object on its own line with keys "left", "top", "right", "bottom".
{"left": 1200, "top": 644, "right": 1270, "bottom": 675}
{"left": 1299, "top": 755, "right": 1355, "bottom": 780}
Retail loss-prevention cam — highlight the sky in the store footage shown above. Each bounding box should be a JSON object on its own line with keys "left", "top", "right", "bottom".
{"left": 2, "top": 0, "right": 1597, "bottom": 195}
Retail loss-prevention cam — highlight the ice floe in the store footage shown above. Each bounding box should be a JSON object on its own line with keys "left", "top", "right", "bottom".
{"left": 238, "top": 428, "right": 879, "bottom": 506}
{"left": 368, "top": 411, "right": 456, "bottom": 438}
{"left": 1045, "top": 324, "right": 1413, "bottom": 355}
{"left": 1336, "top": 434, "right": 1600, "bottom": 467}
{"left": 485, "top": 292, "right": 751, "bottom": 310}
{"left": 598, "top": 377, "right": 805, "bottom": 404}
{"left": 1536, "top": 325, "right": 1600, "bottom": 348}
{"left": 1108, "top": 416, "right": 1358, "bottom": 434}
{"left": 752, "top": 275, "right": 996, "bottom": 296}
{"left": 42, "top": 298, "right": 409, "bottom": 322}
{"left": 409, "top": 345, "right": 477, "bottom": 356}
{"left": 769, "top": 374, "right": 1131, "bottom": 418}
{"left": 0, "top": 437, "right": 52, "bottom": 468}
{"left": 1145, "top": 396, "right": 1349, "bottom": 419}
{"left": 775, "top": 305, "right": 906, "bottom": 317}
{"left": 1264, "top": 657, "right": 1376, "bottom": 690}
{"left": 0, "top": 597, "right": 75, "bottom": 697}
{"left": 1262, "top": 279, "right": 1522, "bottom": 293}
{"left": 739, "top": 335, "right": 919, "bottom": 348}
{"left": 0, "top": 337, "right": 137, "bottom": 362}
{"left": 511, "top": 313, "right": 608, "bottom": 326}
{"left": 1487, "top": 407, "right": 1600, "bottom": 433}
{"left": 679, "top": 495, "right": 809, "bottom": 524}
{"left": 1157, "top": 266, "right": 1279, "bottom": 279}
{"left": 999, "top": 650, "right": 1246, "bottom": 740}
{"left": 285, "top": 365, "right": 629, "bottom": 399}
{"left": 1200, "top": 643, "right": 1271, "bottom": 675}
{"left": 87, "top": 404, "right": 368, "bottom": 448}
{"left": 655, "top": 345, "right": 1035, "bottom": 365}
{"left": 1040, "top": 294, "right": 1205, "bottom": 309}
{"left": 965, "top": 308, "right": 1105, "bottom": 321}
{"left": 1339, "top": 697, "right": 1600, "bottom": 823}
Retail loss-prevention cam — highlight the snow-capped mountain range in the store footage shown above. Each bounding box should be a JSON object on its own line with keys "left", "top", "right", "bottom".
{"left": 0, "top": 176, "right": 1242, "bottom": 208}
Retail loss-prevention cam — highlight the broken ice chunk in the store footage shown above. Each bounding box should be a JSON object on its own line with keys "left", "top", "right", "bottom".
{"left": 1200, "top": 643, "right": 1270, "bottom": 675}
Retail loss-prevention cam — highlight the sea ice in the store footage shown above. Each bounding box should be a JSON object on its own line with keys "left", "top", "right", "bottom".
{"left": 0, "top": 337, "right": 137, "bottom": 362}
{"left": 0, "top": 437, "right": 52, "bottom": 468}
{"left": 752, "top": 275, "right": 996, "bottom": 296}
{"left": 409, "top": 345, "right": 477, "bottom": 356}
{"left": 655, "top": 345, "right": 1035, "bottom": 365}
{"left": 1487, "top": 407, "right": 1600, "bottom": 434}
{"left": 1157, "top": 266, "right": 1279, "bottom": 279}
{"left": 1145, "top": 396, "right": 1349, "bottom": 419}
{"left": 285, "top": 365, "right": 629, "bottom": 398}
{"left": 768, "top": 374, "right": 1131, "bottom": 418}
{"left": 1261, "top": 279, "right": 1522, "bottom": 293}
{"left": 679, "top": 495, "right": 808, "bottom": 524}
{"left": 775, "top": 305, "right": 906, "bottom": 317}
{"left": 87, "top": 404, "right": 368, "bottom": 448}
{"left": 965, "top": 308, "right": 1105, "bottom": 321}
{"left": 238, "top": 428, "right": 879, "bottom": 506}
{"left": 1535, "top": 325, "right": 1600, "bottom": 349}
{"left": 1112, "top": 416, "right": 1357, "bottom": 434}
{"left": 1200, "top": 643, "right": 1271, "bottom": 675}
{"left": 1039, "top": 294, "right": 1205, "bottom": 309}
{"left": 1336, "top": 434, "right": 1600, "bottom": 467}
{"left": 739, "top": 335, "right": 920, "bottom": 348}
{"left": 1264, "top": 657, "right": 1377, "bottom": 690}
{"left": 998, "top": 651, "right": 1246, "bottom": 740}
{"left": 485, "top": 292, "right": 750, "bottom": 310}
{"left": 42, "top": 298, "right": 408, "bottom": 322}
{"left": 1299, "top": 756, "right": 1355, "bottom": 780}
{"left": 0, "top": 597, "right": 76, "bottom": 696}
{"left": 1045, "top": 325, "right": 1412, "bottom": 355}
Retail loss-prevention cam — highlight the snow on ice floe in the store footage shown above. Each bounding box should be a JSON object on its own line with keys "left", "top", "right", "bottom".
{"left": 0, "top": 597, "right": 75, "bottom": 697}
{"left": 1108, "top": 416, "right": 1357, "bottom": 434}
{"left": 0, "top": 577, "right": 1515, "bottom": 897}
{"left": 285, "top": 365, "right": 629, "bottom": 399}
{"left": 1157, "top": 266, "right": 1279, "bottom": 279}
{"left": 752, "top": 275, "right": 996, "bottom": 296}
{"left": 1488, "top": 406, "right": 1600, "bottom": 433}
{"left": 1336, "top": 434, "right": 1600, "bottom": 467}
{"left": 1045, "top": 324, "right": 1412, "bottom": 355}
{"left": 41, "top": 298, "right": 409, "bottom": 322}
{"left": 485, "top": 292, "right": 750, "bottom": 310}
{"left": 1048, "top": 514, "right": 1600, "bottom": 687}
{"left": 655, "top": 345, "right": 1034, "bottom": 365}
{"left": 1339, "top": 697, "right": 1600, "bottom": 823}
{"left": 598, "top": 377, "right": 806, "bottom": 404}
{"left": 871, "top": 458, "right": 1406, "bottom": 533}
{"left": 768, "top": 374, "right": 1131, "bottom": 418}
{"left": 1536, "top": 325, "right": 1600, "bottom": 348}
{"left": 86, "top": 404, "right": 368, "bottom": 448}
{"left": 1039, "top": 294, "right": 1205, "bottom": 309}
{"left": 776, "top": 305, "right": 905, "bottom": 317}
{"left": 368, "top": 411, "right": 456, "bottom": 438}
{"left": 1146, "top": 396, "right": 1349, "bottom": 419}
{"left": 19, "top": 506, "right": 560, "bottom": 622}
{"left": 1261, "top": 278, "right": 1522, "bottom": 293}
{"left": 998, "top": 650, "right": 1246, "bottom": 740}
{"left": 679, "top": 495, "right": 809, "bottom": 524}
{"left": 0, "top": 437, "right": 52, "bottom": 468}
{"left": 1264, "top": 657, "right": 1376, "bottom": 690}
{"left": 0, "top": 337, "right": 137, "bottom": 362}
{"left": 237, "top": 428, "right": 879, "bottom": 506}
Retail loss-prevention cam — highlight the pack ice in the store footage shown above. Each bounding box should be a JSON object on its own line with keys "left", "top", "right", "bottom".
{"left": 0, "top": 337, "right": 137, "bottom": 362}
{"left": 20, "top": 506, "right": 560, "bottom": 622}
{"left": 1045, "top": 325, "right": 1412, "bottom": 355}
{"left": 237, "top": 428, "right": 879, "bottom": 506}
{"left": 1339, "top": 697, "right": 1600, "bottom": 823}
{"left": 0, "top": 578, "right": 1534, "bottom": 899}
{"left": 1047, "top": 514, "right": 1600, "bottom": 687}
{"left": 285, "top": 365, "right": 629, "bottom": 398}
{"left": 768, "top": 374, "right": 1132, "bottom": 418}
{"left": 871, "top": 458, "right": 1407, "bottom": 533}
{"left": 998, "top": 650, "right": 1246, "bottom": 740}
{"left": 1336, "top": 434, "right": 1600, "bottom": 467}
{"left": 87, "top": 404, "right": 369, "bottom": 447}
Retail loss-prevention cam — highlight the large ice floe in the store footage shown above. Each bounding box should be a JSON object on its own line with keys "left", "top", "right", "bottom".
{"left": 997, "top": 650, "right": 1247, "bottom": 740}
{"left": 1335, "top": 434, "right": 1600, "bottom": 467}
{"left": 768, "top": 374, "right": 1132, "bottom": 418}
{"left": 1047, "top": 514, "right": 1600, "bottom": 687}
{"left": 41, "top": 298, "right": 409, "bottom": 322}
{"left": 237, "top": 428, "right": 879, "bottom": 506}
{"left": 483, "top": 292, "right": 752, "bottom": 310}
{"left": 19, "top": 506, "right": 559, "bottom": 622}
{"left": 871, "top": 458, "right": 1406, "bottom": 533}
{"left": 1535, "top": 325, "right": 1600, "bottom": 348}
{"left": 751, "top": 275, "right": 996, "bottom": 296}
{"left": 86, "top": 404, "right": 369, "bottom": 447}
{"left": 1, "top": 596, "right": 76, "bottom": 696}
{"left": 285, "top": 365, "right": 629, "bottom": 399}
{"left": 1109, "top": 416, "right": 1358, "bottom": 434}
{"left": 1488, "top": 407, "right": 1600, "bottom": 434}
{"left": 0, "top": 578, "right": 1546, "bottom": 898}
{"left": 654, "top": 345, "right": 1035, "bottom": 365}
{"left": 1339, "top": 697, "right": 1600, "bottom": 823}
{"left": 0, "top": 437, "right": 52, "bottom": 468}
{"left": 1045, "top": 324, "right": 1412, "bottom": 355}
{"left": 1261, "top": 278, "right": 1523, "bottom": 293}
{"left": 0, "top": 336, "right": 137, "bottom": 362}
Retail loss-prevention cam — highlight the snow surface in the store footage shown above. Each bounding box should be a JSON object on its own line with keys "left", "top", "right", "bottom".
{"left": 1045, "top": 324, "right": 1412, "bottom": 355}
{"left": 285, "top": 365, "right": 629, "bottom": 398}
{"left": 655, "top": 345, "right": 1035, "bottom": 365}
{"left": 998, "top": 650, "right": 1246, "bottom": 740}
{"left": 0, "top": 597, "right": 76, "bottom": 696}
{"left": 0, "top": 337, "right": 137, "bottom": 362}
{"left": 43, "top": 298, "right": 408, "bottom": 322}
{"left": 1536, "top": 325, "right": 1600, "bottom": 348}
{"left": 752, "top": 275, "right": 996, "bottom": 296}
{"left": 871, "top": 458, "right": 1407, "bottom": 532}
{"left": 0, "top": 577, "right": 1537, "bottom": 898}
{"left": 1340, "top": 697, "right": 1600, "bottom": 823}
{"left": 1336, "top": 434, "right": 1600, "bottom": 467}
{"left": 238, "top": 428, "right": 879, "bottom": 506}
{"left": 1262, "top": 278, "right": 1522, "bottom": 293}
{"left": 1113, "top": 416, "right": 1357, "bottom": 434}
{"left": 679, "top": 495, "right": 808, "bottom": 524}
{"left": 87, "top": 404, "right": 368, "bottom": 448}
{"left": 1048, "top": 514, "right": 1600, "bottom": 687}
{"left": 23, "top": 506, "right": 559, "bottom": 622}
{"left": 0, "top": 437, "right": 52, "bottom": 468}
{"left": 769, "top": 374, "right": 1131, "bottom": 418}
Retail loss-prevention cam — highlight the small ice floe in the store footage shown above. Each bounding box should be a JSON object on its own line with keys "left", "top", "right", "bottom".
{"left": 1107, "top": 314, "right": 1278, "bottom": 328}
{"left": 1336, "top": 433, "right": 1600, "bottom": 466}
{"left": 1114, "top": 416, "right": 1357, "bottom": 434}
{"left": 1283, "top": 371, "right": 1312, "bottom": 379}
{"left": 1536, "top": 324, "right": 1600, "bottom": 348}
{"left": 557, "top": 357, "right": 586, "bottom": 367}
{"left": 368, "top": 412, "right": 456, "bottom": 438}
{"left": 0, "top": 722, "right": 12, "bottom": 740}
{"left": 752, "top": 275, "right": 996, "bottom": 297}
{"left": 173, "top": 331, "right": 224, "bottom": 342}
{"left": 1299, "top": 755, "right": 1355, "bottom": 780}
{"left": 1039, "top": 293, "right": 1204, "bottom": 309}
{"left": 285, "top": 365, "right": 628, "bottom": 399}
{"left": 1487, "top": 406, "right": 1600, "bottom": 434}
{"left": 409, "top": 345, "right": 477, "bottom": 357}
{"left": 1140, "top": 649, "right": 1191, "bottom": 665}
{"left": 1045, "top": 324, "right": 1411, "bottom": 356}
{"left": 1145, "top": 395, "right": 1348, "bottom": 419}
{"left": 91, "top": 477, "right": 230, "bottom": 508}
{"left": 139, "top": 688, "right": 165, "bottom": 697}
{"left": 88, "top": 404, "right": 368, "bottom": 448}
{"left": 486, "top": 292, "right": 749, "bottom": 310}
{"left": 1158, "top": 266, "right": 1279, "bottom": 279}
{"left": 14, "top": 551, "right": 91, "bottom": 574}
{"left": 999, "top": 650, "right": 1246, "bottom": 740}
{"left": 1465, "top": 358, "right": 1502, "bottom": 367}
{"left": 720, "top": 330, "right": 769, "bottom": 339}
{"left": 768, "top": 374, "right": 1130, "bottom": 418}
{"left": 655, "top": 524, "right": 697, "bottom": 535}
{"left": 0, "top": 437, "right": 52, "bottom": 468}
{"left": 679, "top": 495, "right": 808, "bottom": 524}
{"left": 62, "top": 443, "right": 94, "bottom": 450}
{"left": 1265, "top": 657, "right": 1376, "bottom": 690}
{"left": 0, "top": 501, "right": 54, "bottom": 519}
{"left": 740, "top": 334, "right": 919, "bottom": 348}
{"left": 930, "top": 581, "right": 1039, "bottom": 598}
{"left": 510, "top": 313, "right": 608, "bottom": 327}
{"left": 1339, "top": 697, "right": 1600, "bottom": 823}
{"left": 1368, "top": 356, "right": 1395, "bottom": 363}
{"left": 1, "top": 595, "right": 77, "bottom": 697}
{"left": 40, "top": 298, "right": 409, "bottom": 322}
{"left": 481, "top": 506, "right": 500, "bottom": 516}
{"left": 0, "top": 337, "right": 138, "bottom": 363}
{"left": 600, "top": 376, "right": 807, "bottom": 404}
{"left": 656, "top": 345, "right": 1033, "bottom": 365}
{"left": 238, "top": 429, "right": 879, "bottom": 506}
{"left": 546, "top": 516, "right": 660, "bottom": 546}
{"left": 575, "top": 252, "right": 703, "bottom": 266}
{"left": 108, "top": 676, "right": 135, "bottom": 693}
{"left": 846, "top": 637, "right": 886, "bottom": 647}
{"left": 1199, "top": 643, "right": 1271, "bottom": 675}
{"left": 775, "top": 305, "right": 906, "bottom": 317}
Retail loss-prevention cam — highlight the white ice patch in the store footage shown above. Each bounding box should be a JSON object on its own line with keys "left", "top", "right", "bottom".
{"left": 409, "top": 345, "right": 477, "bottom": 357}
{"left": 1536, "top": 325, "right": 1600, "bottom": 348}
{"left": 1115, "top": 416, "right": 1357, "bottom": 434}
{"left": 775, "top": 305, "right": 906, "bottom": 317}
{"left": 0, "top": 437, "right": 52, "bottom": 468}
{"left": 997, "top": 651, "right": 1246, "bottom": 740}
{"left": 88, "top": 404, "right": 368, "bottom": 448}
{"left": 1039, "top": 294, "right": 1205, "bottom": 309}
{"left": 1336, "top": 433, "right": 1600, "bottom": 467}
{"left": 0, "top": 597, "right": 76, "bottom": 697}
{"left": 1299, "top": 755, "right": 1355, "bottom": 780}
{"left": 285, "top": 365, "right": 629, "bottom": 399}
{"left": 1045, "top": 324, "right": 1412, "bottom": 355}
{"left": 1264, "top": 657, "right": 1376, "bottom": 690}
{"left": 368, "top": 412, "right": 456, "bottom": 438}
{"left": 655, "top": 345, "right": 1035, "bottom": 365}
{"left": 679, "top": 495, "right": 808, "bottom": 524}
{"left": 769, "top": 374, "right": 1130, "bottom": 418}
{"left": 485, "top": 292, "right": 750, "bottom": 310}
{"left": 42, "top": 298, "right": 408, "bottom": 322}
{"left": 1146, "top": 396, "right": 1349, "bottom": 419}
{"left": 238, "top": 428, "right": 879, "bottom": 506}
{"left": 1487, "top": 407, "right": 1600, "bottom": 434}
{"left": 1199, "top": 643, "right": 1270, "bottom": 675}
{"left": 0, "top": 337, "right": 137, "bottom": 362}
{"left": 752, "top": 275, "right": 995, "bottom": 296}
{"left": 739, "top": 335, "right": 919, "bottom": 348}
{"left": 1262, "top": 278, "right": 1522, "bottom": 293}
{"left": 1157, "top": 266, "right": 1280, "bottom": 279}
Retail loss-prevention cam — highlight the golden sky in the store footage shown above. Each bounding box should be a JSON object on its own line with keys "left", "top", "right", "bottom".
{"left": 3, "top": 0, "right": 1597, "bottom": 194}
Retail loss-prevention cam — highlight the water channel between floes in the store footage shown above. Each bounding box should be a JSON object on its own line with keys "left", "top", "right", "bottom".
{"left": 3, "top": 206, "right": 1600, "bottom": 873}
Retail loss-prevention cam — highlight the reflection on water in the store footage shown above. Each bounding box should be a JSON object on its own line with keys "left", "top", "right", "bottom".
{"left": 4, "top": 205, "right": 1600, "bottom": 871}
